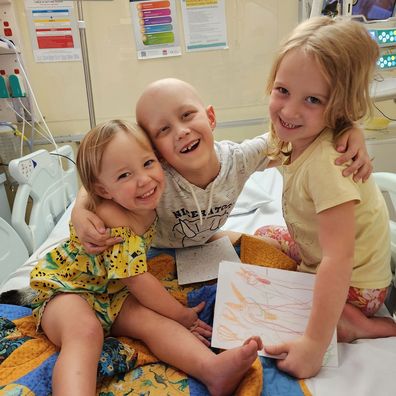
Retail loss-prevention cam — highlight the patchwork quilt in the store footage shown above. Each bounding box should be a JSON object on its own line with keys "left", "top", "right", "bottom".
{"left": 0, "top": 236, "right": 311, "bottom": 396}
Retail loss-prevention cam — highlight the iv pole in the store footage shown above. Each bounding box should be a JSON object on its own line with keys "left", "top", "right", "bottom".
{"left": 76, "top": 0, "right": 96, "bottom": 128}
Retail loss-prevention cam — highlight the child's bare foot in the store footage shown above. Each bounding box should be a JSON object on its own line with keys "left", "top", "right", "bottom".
{"left": 204, "top": 337, "right": 262, "bottom": 396}
{"left": 337, "top": 303, "right": 396, "bottom": 343}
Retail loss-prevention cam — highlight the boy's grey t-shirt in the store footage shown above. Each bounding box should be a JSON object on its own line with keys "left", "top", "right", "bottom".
{"left": 153, "top": 134, "right": 269, "bottom": 248}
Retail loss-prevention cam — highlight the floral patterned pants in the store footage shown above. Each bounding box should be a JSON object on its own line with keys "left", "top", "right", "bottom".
{"left": 255, "top": 225, "right": 388, "bottom": 316}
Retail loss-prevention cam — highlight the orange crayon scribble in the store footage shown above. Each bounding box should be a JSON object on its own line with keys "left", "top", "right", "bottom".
{"left": 263, "top": 310, "right": 277, "bottom": 321}
{"left": 223, "top": 306, "right": 241, "bottom": 323}
{"left": 225, "top": 302, "right": 243, "bottom": 310}
{"left": 217, "top": 325, "right": 242, "bottom": 342}
{"left": 223, "top": 307, "right": 249, "bottom": 328}
{"left": 231, "top": 282, "right": 247, "bottom": 303}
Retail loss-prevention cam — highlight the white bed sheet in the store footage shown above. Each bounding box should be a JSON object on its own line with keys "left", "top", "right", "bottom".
{"left": 1, "top": 167, "right": 395, "bottom": 396}
{"left": 223, "top": 168, "right": 286, "bottom": 233}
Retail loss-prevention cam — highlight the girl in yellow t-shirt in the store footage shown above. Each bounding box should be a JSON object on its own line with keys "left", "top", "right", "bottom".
{"left": 259, "top": 16, "right": 396, "bottom": 380}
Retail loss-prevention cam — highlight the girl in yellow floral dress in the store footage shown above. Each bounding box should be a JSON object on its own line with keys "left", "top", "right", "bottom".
{"left": 30, "top": 119, "right": 262, "bottom": 396}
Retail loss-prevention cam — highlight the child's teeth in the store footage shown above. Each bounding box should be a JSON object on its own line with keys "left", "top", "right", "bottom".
{"left": 282, "top": 119, "right": 296, "bottom": 128}
{"left": 181, "top": 140, "right": 198, "bottom": 153}
{"left": 141, "top": 189, "right": 154, "bottom": 198}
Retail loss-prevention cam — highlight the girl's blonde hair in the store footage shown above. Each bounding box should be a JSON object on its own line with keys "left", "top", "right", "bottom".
{"left": 76, "top": 119, "right": 153, "bottom": 209}
{"left": 266, "top": 16, "right": 379, "bottom": 157}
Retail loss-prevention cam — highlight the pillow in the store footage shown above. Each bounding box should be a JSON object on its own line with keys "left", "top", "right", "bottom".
{"left": 240, "top": 234, "right": 297, "bottom": 271}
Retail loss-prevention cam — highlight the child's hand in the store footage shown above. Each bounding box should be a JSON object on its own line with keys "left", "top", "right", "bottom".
{"left": 190, "top": 318, "right": 213, "bottom": 347}
{"left": 334, "top": 126, "right": 373, "bottom": 182}
{"left": 72, "top": 208, "right": 123, "bottom": 254}
{"left": 264, "top": 335, "right": 325, "bottom": 379}
{"left": 181, "top": 301, "right": 212, "bottom": 346}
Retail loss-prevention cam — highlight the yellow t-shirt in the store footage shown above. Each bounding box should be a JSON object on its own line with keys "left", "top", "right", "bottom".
{"left": 282, "top": 129, "right": 391, "bottom": 289}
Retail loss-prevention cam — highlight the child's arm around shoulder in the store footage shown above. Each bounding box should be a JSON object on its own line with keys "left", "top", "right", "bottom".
{"left": 334, "top": 125, "right": 372, "bottom": 181}
{"left": 263, "top": 125, "right": 372, "bottom": 181}
{"left": 71, "top": 187, "right": 123, "bottom": 253}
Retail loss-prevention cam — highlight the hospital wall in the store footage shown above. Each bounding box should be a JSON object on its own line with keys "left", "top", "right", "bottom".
{"left": 12, "top": 0, "right": 300, "bottom": 145}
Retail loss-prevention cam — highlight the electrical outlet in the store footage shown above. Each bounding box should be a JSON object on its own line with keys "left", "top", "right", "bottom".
{"left": 0, "top": 2, "right": 32, "bottom": 125}
{"left": 0, "top": 1, "right": 22, "bottom": 51}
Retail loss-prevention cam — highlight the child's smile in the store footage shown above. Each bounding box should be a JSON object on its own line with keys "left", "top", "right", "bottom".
{"left": 134, "top": 185, "right": 163, "bottom": 208}
{"left": 279, "top": 118, "right": 301, "bottom": 130}
{"left": 180, "top": 139, "right": 200, "bottom": 154}
{"left": 139, "top": 187, "right": 156, "bottom": 199}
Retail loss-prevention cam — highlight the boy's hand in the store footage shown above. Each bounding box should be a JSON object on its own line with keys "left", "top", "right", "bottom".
{"left": 334, "top": 126, "right": 373, "bottom": 182}
{"left": 72, "top": 208, "right": 123, "bottom": 254}
{"left": 264, "top": 335, "right": 325, "bottom": 379}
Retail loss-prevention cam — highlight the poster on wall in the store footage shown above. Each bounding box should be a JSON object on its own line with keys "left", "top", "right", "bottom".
{"left": 180, "top": 0, "right": 228, "bottom": 52}
{"left": 24, "top": 0, "right": 81, "bottom": 63}
{"left": 130, "top": 0, "right": 181, "bottom": 59}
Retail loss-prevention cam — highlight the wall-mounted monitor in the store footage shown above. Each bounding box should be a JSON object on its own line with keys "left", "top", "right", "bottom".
{"left": 352, "top": 0, "right": 396, "bottom": 21}
{"left": 310, "top": 0, "right": 396, "bottom": 21}
{"left": 310, "top": 1, "right": 353, "bottom": 18}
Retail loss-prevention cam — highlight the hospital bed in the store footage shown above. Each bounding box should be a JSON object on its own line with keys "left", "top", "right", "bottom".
{"left": 0, "top": 145, "right": 77, "bottom": 288}
{"left": 0, "top": 147, "right": 395, "bottom": 396}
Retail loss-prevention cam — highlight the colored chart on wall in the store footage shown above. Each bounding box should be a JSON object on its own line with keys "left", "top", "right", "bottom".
{"left": 130, "top": 0, "right": 181, "bottom": 59}
{"left": 24, "top": 0, "right": 81, "bottom": 63}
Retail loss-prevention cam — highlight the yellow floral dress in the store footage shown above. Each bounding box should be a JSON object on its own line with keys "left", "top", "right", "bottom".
{"left": 30, "top": 221, "right": 156, "bottom": 333}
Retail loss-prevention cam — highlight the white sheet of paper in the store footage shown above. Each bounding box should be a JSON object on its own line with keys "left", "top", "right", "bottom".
{"left": 212, "top": 261, "right": 338, "bottom": 367}
{"left": 175, "top": 237, "right": 240, "bottom": 285}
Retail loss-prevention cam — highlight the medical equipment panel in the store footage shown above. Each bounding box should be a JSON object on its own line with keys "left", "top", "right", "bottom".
{"left": 9, "top": 145, "right": 78, "bottom": 254}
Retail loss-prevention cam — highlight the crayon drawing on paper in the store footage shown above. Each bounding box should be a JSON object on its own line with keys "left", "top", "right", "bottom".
{"left": 212, "top": 261, "right": 338, "bottom": 367}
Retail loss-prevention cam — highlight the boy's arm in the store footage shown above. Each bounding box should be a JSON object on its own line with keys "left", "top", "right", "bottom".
{"left": 71, "top": 187, "right": 122, "bottom": 254}
{"left": 334, "top": 125, "right": 372, "bottom": 182}
{"left": 265, "top": 126, "right": 372, "bottom": 181}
